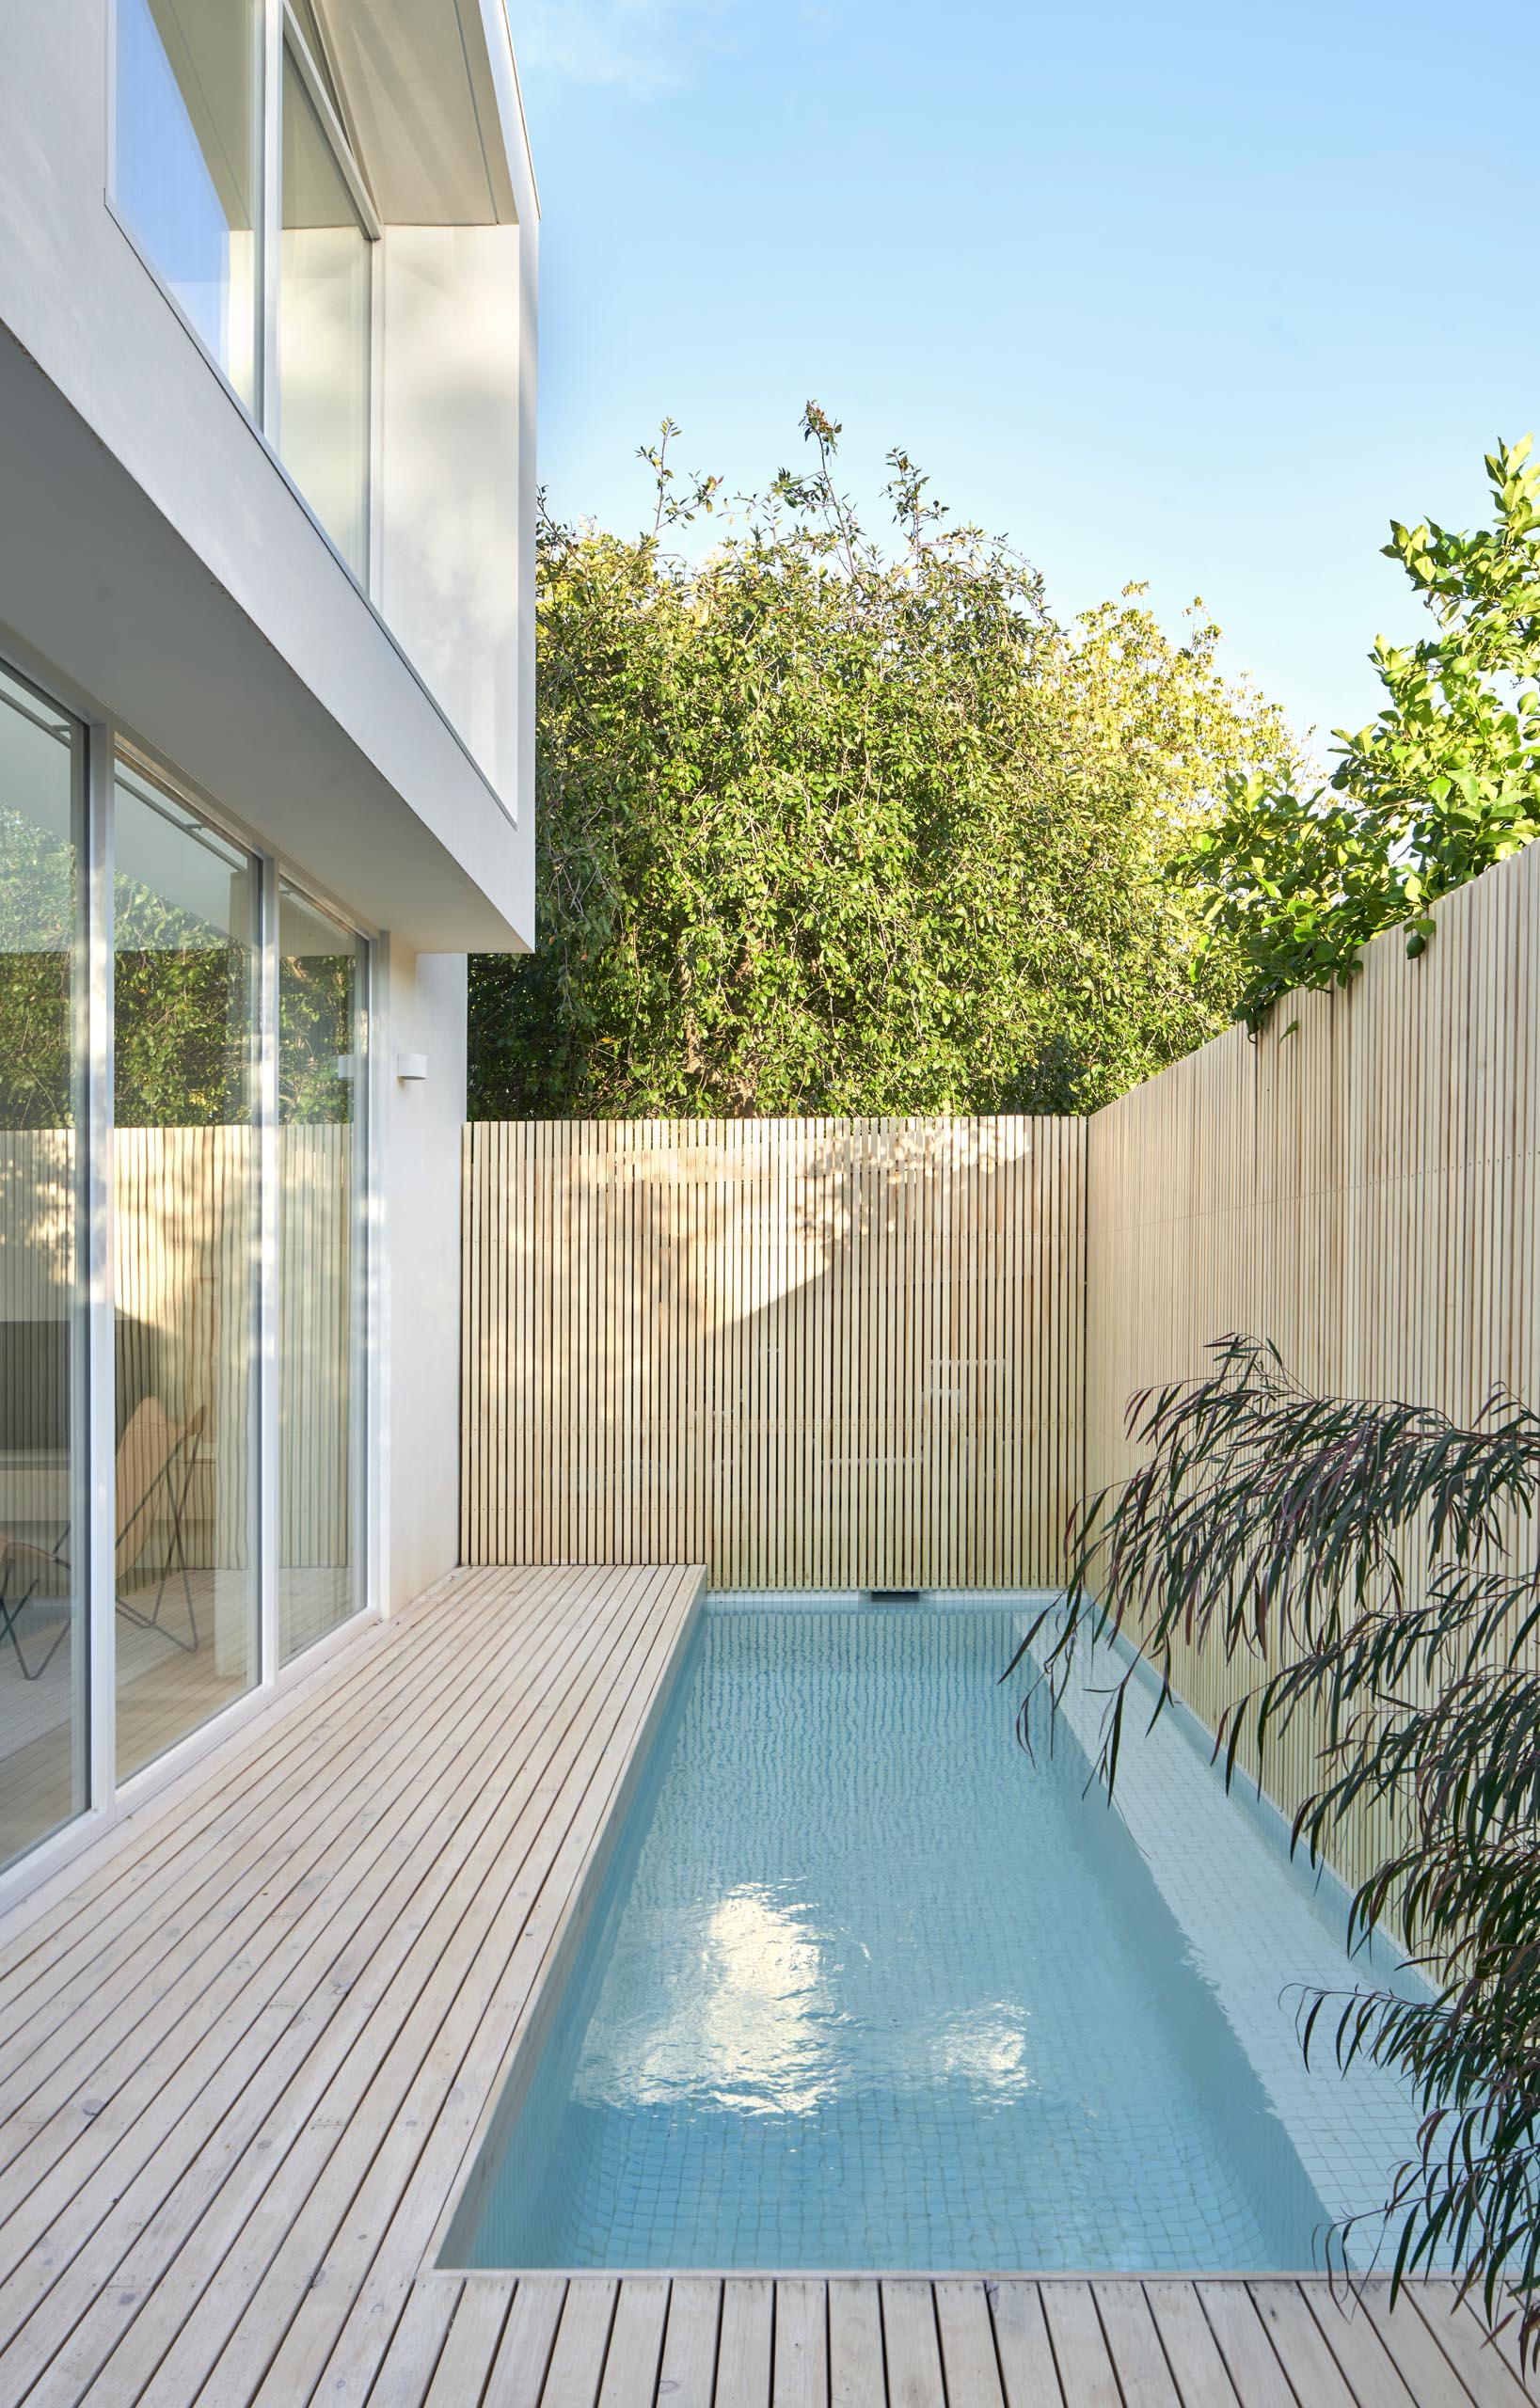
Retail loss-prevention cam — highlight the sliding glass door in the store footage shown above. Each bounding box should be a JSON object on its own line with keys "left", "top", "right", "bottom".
{"left": 0, "top": 670, "right": 87, "bottom": 1873}
{"left": 113, "top": 761, "right": 262, "bottom": 1781}
{"left": 0, "top": 657, "right": 376, "bottom": 1883}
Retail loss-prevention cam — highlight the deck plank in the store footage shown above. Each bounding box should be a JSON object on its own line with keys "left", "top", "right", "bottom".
{"left": 365, "top": 2275, "right": 464, "bottom": 2408}
{"left": 1088, "top": 2282, "right": 1179, "bottom": 2407}
{"left": 775, "top": 2280, "right": 830, "bottom": 2408}
{"left": 0, "top": 1566, "right": 479, "bottom": 1997}
{"left": 595, "top": 2279, "right": 671, "bottom": 2408}
{"left": 1458, "top": 2295, "right": 1540, "bottom": 2400}
{"left": 484, "top": 2275, "right": 569, "bottom": 2408}
{"left": 0, "top": 1569, "right": 521, "bottom": 2089}
{"left": 1140, "top": 2284, "right": 1241, "bottom": 2408}
{"left": 716, "top": 2277, "right": 773, "bottom": 2408}
{"left": 541, "top": 2279, "right": 619, "bottom": 2408}
{"left": 0, "top": 1569, "right": 518, "bottom": 2070}
{"left": 659, "top": 2278, "right": 722, "bottom": 2408}
{"left": 200, "top": 1578, "right": 682, "bottom": 2407}
{"left": 424, "top": 2279, "right": 517, "bottom": 2407}
{"left": 989, "top": 2281, "right": 1064, "bottom": 2408}
{"left": 1194, "top": 2284, "right": 1298, "bottom": 2408}
{"left": 881, "top": 2281, "right": 944, "bottom": 2408}
{"left": 829, "top": 2281, "right": 884, "bottom": 2408}
{"left": 1038, "top": 2283, "right": 1119, "bottom": 2408}
{"left": 934, "top": 2280, "right": 1006, "bottom": 2408}
{"left": 1244, "top": 2284, "right": 1357, "bottom": 2408}
{"left": 0, "top": 1592, "right": 546, "bottom": 2257}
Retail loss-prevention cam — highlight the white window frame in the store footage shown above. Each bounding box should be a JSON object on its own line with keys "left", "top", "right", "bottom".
{"left": 105, "top": 0, "right": 382, "bottom": 595}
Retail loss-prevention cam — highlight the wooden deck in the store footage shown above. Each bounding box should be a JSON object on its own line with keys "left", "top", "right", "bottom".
{"left": 0, "top": 1565, "right": 1529, "bottom": 2408}
{"left": 381, "top": 2274, "right": 1536, "bottom": 2408}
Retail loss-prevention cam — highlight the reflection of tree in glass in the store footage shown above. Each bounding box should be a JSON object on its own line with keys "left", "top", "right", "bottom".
{"left": 280, "top": 951, "right": 356, "bottom": 1127}
{"left": 3, "top": 825, "right": 359, "bottom": 1132}
{"left": 113, "top": 872, "right": 252, "bottom": 1130}
{"left": 0, "top": 806, "right": 74, "bottom": 1130}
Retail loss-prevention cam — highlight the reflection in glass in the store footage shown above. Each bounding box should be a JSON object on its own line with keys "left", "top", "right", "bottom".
{"left": 279, "top": 48, "right": 372, "bottom": 577}
{"left": 0, "top": 670, "right": 86, "bottom": 1871}
{"left": 279, "top": 887, "right": 366, "bottom": 1663}
{"left": 114, "top": 765, "right": 260, "bottom": 1781}
{"left": 113, "top": 0, "right": 261, "bottom": 409}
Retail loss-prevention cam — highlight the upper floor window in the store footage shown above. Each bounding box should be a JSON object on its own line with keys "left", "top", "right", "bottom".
{"left": 112, "top": 0, "right": 376, "bottom": 582}
{"left": 114, "top": 0, "right": 262, "bottom": 411}
{"left": 279, "top": 41, "right": 371, "bottom": 578}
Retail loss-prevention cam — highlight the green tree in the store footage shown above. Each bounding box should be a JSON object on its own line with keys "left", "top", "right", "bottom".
{"left": 470, "top": 408, "right": 1299, "bottom": 1119}
{"left": 1187, "top": 436, "right": 1540, "bottom": 1031}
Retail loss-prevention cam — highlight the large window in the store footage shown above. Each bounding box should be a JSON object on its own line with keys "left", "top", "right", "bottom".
{"left": 279, "top": 46, "right": 372, "bottom": 578}
{"left": 113, "top": 0, "right": 262, "bottom": 410}
{"left": 0, "top": 670, "right": 87, "bottom": 1875}
{"left": 112, "top": 0, "right": 377, "bottom": 579}
{"left": 0, "top": 656, "right": 374, "bottom": 1881}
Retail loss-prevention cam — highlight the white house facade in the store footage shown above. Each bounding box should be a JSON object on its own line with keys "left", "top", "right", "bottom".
{"left": 0, "top": 0, "right": 537, "bottom": 1899}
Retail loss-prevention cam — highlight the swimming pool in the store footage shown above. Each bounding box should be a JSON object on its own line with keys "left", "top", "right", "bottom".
{"left": 452, "top": 1593, "right": 1427, "bottom": 2273}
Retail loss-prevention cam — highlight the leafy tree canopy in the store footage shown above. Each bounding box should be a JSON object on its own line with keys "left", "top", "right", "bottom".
{"left": 470, "top": 406, "right": 1299, "bottom": 1118}
{"left": 1187, "top": 436, "right": 1540, "bottom": 1031}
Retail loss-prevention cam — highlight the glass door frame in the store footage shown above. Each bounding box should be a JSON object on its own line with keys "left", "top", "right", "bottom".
{"left": 0, "top": 641, "right": 379, "bottom": 1913}
{"left": 272, "top": 876, "right": 373, "bottom": 1671}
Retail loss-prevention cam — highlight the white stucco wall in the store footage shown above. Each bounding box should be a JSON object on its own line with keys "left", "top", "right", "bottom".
{"left": 374, "top": 939, "right": 470, "bottom": 1611}
{"left": 380, "top": 225, "right": 525, "bottom": 809}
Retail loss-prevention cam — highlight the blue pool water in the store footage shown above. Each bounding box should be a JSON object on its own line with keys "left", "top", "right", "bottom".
{"left": 461, "top": 1596, "right": 1426, "bottom": 2272}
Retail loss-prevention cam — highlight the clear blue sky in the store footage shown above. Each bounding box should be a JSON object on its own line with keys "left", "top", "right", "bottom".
{"left": 514, "top": 0, "right": 1538, "bottom": 752}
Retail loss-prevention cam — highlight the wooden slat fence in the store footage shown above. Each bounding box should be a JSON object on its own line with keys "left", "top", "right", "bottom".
{"left": 1086, "top": 839, "right": 1540, "bottom": 1890}
{"left": 462, "top": 1117, "right": 1087, "bottom": 1588}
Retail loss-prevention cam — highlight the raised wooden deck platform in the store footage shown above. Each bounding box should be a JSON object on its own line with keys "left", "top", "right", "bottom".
{"left": 0, "top": 1566, "right": 1528, "bottom": 2406}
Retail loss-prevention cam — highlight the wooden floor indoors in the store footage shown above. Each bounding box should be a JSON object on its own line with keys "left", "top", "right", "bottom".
{"left": 0, "top": 1564, "right": 1529, "bottom": 2408}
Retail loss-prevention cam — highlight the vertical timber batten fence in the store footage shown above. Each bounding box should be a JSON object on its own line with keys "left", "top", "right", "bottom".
{"left": 462, "top": 1116, "right": 1088, "bottom": 1589}
{"left": 463, "top": 844, "right": 1540, "bottom": 1889}
{"left": 1085, "top": 837, "right": 1540, "bottom": 1892}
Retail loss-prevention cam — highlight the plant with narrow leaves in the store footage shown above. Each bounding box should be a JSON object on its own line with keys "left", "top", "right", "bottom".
{"left": 1186, "top": 438, "right": 1540, "bottom": 1031}
{"left": 1009, "top": 1335, "right": 1540, "bottom": 2359}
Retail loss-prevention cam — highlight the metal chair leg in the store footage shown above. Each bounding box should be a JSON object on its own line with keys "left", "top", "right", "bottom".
{"left": 0, "top": 1576, "right": 72, "bottom": 1682}
{"left": 119, "top": 1440, "right": 200, "bottom": 1653}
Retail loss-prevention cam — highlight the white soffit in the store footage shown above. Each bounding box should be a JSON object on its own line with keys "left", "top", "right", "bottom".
{"left": 320, "top": 0, "right": 528, "bottom": 225}
{"left": 0, "top": 325, "right": 531, "bottom": 954}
